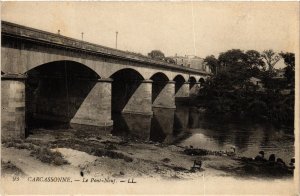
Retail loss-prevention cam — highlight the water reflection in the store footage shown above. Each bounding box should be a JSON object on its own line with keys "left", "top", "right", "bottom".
{"left": 112, "top": 105, "right": 294, "bottom": 163}
{"left": 112, "top": 113, "right": 151, "bottom": 141}
{"left": 180, "top": 116, "right": 294, "bottom": 163}
{"left": 112, "top": 106, "right": 191, "bottom": 143}
{"left": 188, "top": 107, "right": 200, "bottom": 128}
{"left": 174, "top": 106, "right": 189, "bottom": 132}
{"left": 150, "top": 108, "right": 174, "bottom": 143}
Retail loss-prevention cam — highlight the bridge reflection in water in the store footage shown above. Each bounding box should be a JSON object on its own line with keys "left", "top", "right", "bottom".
{"left": 112, "top": 104, "right": 294, "bottom": 164}
{"left": 112, "top": 105, "right": 194, "bottom": 144}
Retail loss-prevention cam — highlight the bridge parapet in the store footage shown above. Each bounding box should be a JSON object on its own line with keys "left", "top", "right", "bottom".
{"left": 2, "top": 21, "right": 211, "bottom": 76}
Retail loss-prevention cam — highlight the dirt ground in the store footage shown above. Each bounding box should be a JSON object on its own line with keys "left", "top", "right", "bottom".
{"left": 1, "top": 128, "right": 294, "bottom": 181}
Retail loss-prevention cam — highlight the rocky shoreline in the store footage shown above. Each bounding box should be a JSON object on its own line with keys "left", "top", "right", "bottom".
{"left": 1, "top": 128, "right": 294, "bottom": 180}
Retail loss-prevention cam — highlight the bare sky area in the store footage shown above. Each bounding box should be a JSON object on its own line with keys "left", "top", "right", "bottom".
{"left": 1, "top": 2, "right": 299, "bottom": 68}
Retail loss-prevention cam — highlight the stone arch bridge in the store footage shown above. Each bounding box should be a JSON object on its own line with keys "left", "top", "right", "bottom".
{"left": 1, "top": 21, "right": 210, "bottom": 139}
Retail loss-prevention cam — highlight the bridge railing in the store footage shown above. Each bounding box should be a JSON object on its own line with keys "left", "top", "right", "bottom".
{"left": 2, "top": 21, "right": 211, "bottom": 75}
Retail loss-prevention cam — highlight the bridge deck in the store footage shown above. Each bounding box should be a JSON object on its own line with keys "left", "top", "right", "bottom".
{"left": 2, "top": 21, "right": 210, "bottom": 75}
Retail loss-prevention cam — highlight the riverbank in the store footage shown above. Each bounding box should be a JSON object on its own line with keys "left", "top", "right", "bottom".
{"left": 1, "top": 128, "right": 293, "bottom": 180}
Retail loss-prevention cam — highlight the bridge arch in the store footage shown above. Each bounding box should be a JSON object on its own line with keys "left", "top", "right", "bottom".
{"left": 189, "top": 76, "right": 199, "bottom": 96}
{"left": 8, "top": 54, "right": 102, "bottom": 77}
{"left": 150, "top": 72, "right": 170, "bottom": 81}
{"left": 25, "top": 60, "right": 102, "bottom": 133}
{"left": 199, "top": 77, "right": 205, "bottom": 85}
{"left": 109, "top": 68, "right": 144, "bottom": 80}
{"left": 189, "top": 76, "right": 197, "bottom": 89}
{"left": 150, "top": 72, "right": 170, "bottom": 105}
{"left": 110, "top": 68, "right": 150, "bottom": 115}
{"left": 173, "top": 74, "right": 190, "bottom": 98}
{"left": 25, "top": 60, "right": 101, "bottom": 78}
{"left": 173, "top": 75, "right": 185, "bottom": 94}
{"left": 173, "top": 74, "right": 186, "bottom": 81}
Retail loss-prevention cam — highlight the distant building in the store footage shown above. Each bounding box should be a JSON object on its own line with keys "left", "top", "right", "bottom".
{"left": 168, "top": 54, "right": 211, "bottom": 73}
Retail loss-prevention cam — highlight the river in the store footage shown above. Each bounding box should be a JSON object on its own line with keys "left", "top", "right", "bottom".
{"left": 112, "top": 104, "right": 294, "bottom": 164}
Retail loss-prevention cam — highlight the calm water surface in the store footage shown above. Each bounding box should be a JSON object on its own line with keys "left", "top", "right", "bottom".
{"left": 112, "top": 105, "right": 294, "bottom": 163}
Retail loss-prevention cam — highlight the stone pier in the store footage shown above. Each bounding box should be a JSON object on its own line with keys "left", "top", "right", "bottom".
{"left": 175, "top": 82, "right": 190, "bottom": 98}
{"left": 70, "top": 78, "right": 113, "bottom": 128}
{"left": 122, "top": 79, "right": 153, "bottom": 116}
{"left": 190, "top": 82, "right": 201, "bottom": 97}
{"left": 152, "top": 81, "right": 176, "bottom": 109}
{"left": 1, "top": 73, "right": 26, "bottom": 139}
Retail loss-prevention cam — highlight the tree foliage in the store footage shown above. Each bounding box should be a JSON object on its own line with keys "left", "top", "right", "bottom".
{"left": 261, "top": 49, "right": 281, "bottom": 72}
{"left": 198, "top": 49, "right": 295, "bottom": 127}
{"left": 280, "top": 52, "right": 295, "bottom": 67}
{"left": 218, "top": 49, "right": 248, "bottom": 70}
{"left": 204, "top": 49, "right": 265, "bottom": 76}
{"left": 204, "top": 55, "right": 219, "bottom": 74}
{"left": 280, "top": 52, "right": 295, "bottom": 85}
{"left": 148, "top": 50, "right": 165, "bottom": 60}
{"left": 245, "top": 50, "right": 265, "bottom": 70}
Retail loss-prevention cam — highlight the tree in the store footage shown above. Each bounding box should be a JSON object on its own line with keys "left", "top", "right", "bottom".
{"left": 204, "top": 55, "right": 219, "bottom": 74}
{"left": 198, "top": 49, "right": 294, "bottom": 126}
{"left": 217, "top": 49, "right": 251, "bottom": 87}
{"left": 148, "top": 50, "right": 165, "bottom": 60}
{"left": 280, "top": 52, "right": 295, "bottom": 85}
{"left": 261, "top": 49, "right": 281, "bottom": 72}
{"left": 218, "top": 49, "right": 248, "bottom": 71}
{"left": 245, "top": 50, "right": 265, "bottom": 70}
{"left": 280, "top": 52, "right": 295, "bottom": 67}
{"left": 244, "top": 50, "right": 265, "bottom": 78}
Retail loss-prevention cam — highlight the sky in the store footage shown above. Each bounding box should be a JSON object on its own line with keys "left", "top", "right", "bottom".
{"left": 1, "top": 2, "right": 299, "bottom": 68}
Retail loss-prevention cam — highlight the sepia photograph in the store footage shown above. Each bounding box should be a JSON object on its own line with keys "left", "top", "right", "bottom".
{"left": 0, "top": 1, "right": 299, "bottom": 195}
